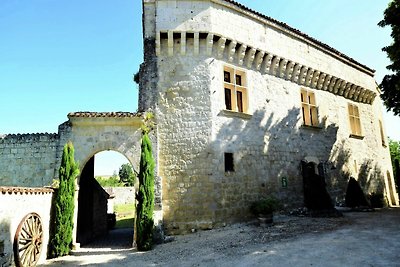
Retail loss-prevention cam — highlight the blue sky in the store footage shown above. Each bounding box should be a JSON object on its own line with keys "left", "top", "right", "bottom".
{"left": 1, "top": 0, "right": 398, "bottom": 175}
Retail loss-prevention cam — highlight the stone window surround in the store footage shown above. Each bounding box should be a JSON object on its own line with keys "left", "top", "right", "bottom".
{"left": 348, "top": 103, "right": 363, "bottom": 138}
{"left": 223, "top": 65, "right": 249, "bottom": 114}
{"left": 300, "top": 88, "right": 318, "bottom": 127}
{"left": 156, "top": 30, "right": 377, "bottom": 105}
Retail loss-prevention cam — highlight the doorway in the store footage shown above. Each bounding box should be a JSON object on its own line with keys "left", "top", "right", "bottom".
{"left": 76, "top": 151, "right": 136, "bottom": 248}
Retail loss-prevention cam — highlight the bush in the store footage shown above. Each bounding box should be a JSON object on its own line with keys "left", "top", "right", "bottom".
{"left": 368, "top": 192, "right": 386, "bottom": 208}
{"left": 250, "top": 197, "right": 279, "bottom": 216}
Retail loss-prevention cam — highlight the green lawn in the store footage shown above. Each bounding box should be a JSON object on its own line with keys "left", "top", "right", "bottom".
{"left": 114, "top": 203, "right": 135, "bottom": 229}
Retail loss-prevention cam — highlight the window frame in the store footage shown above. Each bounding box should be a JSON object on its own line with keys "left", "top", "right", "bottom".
{"left": 348, "top": 103, "right": 363, "bottom": 137}
{"left": 223, "top": 66, "right": 248, "bottom": 114}
{"left": 300, "top": 88, "right": 319, "bottom": 127}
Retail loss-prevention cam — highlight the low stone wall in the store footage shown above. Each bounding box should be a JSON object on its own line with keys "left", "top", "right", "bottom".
{"left": 104, "top": 187, "right": 135, "bottom": 205}
{"left": 0, "top": 133, "right": 59, "bottom": 187}
{"left": 0, "top": 186, "right": 53, "bottom": 266}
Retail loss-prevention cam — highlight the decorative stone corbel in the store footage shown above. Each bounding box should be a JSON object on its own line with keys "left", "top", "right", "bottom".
{"left": 343, "top": 83, "right": 352, "bottom": 97}
{"left": 237, "top": 44, "right": 247, "bottom": 65}
{"left": 245, "top": 48, "right": 257, "bottom": 68}
{"left": 333, "top": 79, "right": 343, "bottom": 94}
{"left": 278, "top": 59, "right": 288, "bottom": 78}
{"left": 261, "top": 54, "right": 273, "bottom": 74}
{"left": 328, "top": 77, "right": 337, "bottom": 92}
{"left": 285, "top": 61, "right": 295, "bottom": 80}
{"left": 298, "top": 66, "right": 308, "bottom": 85}
{"left": 181, "top": 32, "right": 186, "bottom": 55}
{"left": 316, "top": 73, "right": 326, "bottom": 90}
{"left": 305, "top": 68, "right": 314, "bottom": 87}
{"left": 194, "top": 32, "right": 200, "bottom": 55}
{"left": 227, "top": 41, "right": 237, "bottom": 62}
{"left": 322, "top": 75, "right": 331, "bottom": 90}
{"left": 311, "top": 70, "right": 320, "bottom": 88}
{"left": 291, "top": 63, "right": 302, "bottom": 83}
{"left": 255, "top": 51, "right": 265, "bottom": 70}
{"left": 168, "top": 31, "right": 173, "bottom": 56}
{"left": 217, "top": 37, "right": 226, "bottom": 58}
{"left": 269, "top": 56, "right": 280, "bottom": 76}
{"left": 206, "top": 33, "right": 214, "bottom": 56}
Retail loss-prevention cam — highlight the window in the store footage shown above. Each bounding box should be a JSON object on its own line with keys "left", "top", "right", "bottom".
{"left": 224, "top": 153, "right": 234, "bottom": 172}
{"left": 379, "top": 120, "right": 386, "bottom": 146}
{"left": 223, "top": 66, "right": 248, "bottom": 113}
{"left": 348, "top": 103, "right": 362, "bottom": 136}
{"left": 300, "top": 89, "right": 318, "bottom": 126}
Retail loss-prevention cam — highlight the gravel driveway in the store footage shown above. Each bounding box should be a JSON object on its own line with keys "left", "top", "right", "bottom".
{"left": 43, "top": 208, "right": 400, "bottom": 266}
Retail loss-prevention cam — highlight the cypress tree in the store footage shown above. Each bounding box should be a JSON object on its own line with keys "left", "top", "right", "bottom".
{"left": 136, "top": 133, "right": 155, "bottom": 251}
{"left": 49, "top": 142, "right": 79, "bottom": 258}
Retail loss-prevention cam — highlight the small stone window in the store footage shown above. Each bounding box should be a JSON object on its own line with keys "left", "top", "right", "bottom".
{"left": 223, "top": 66, "right": 248, "bottom": 113}
{"left": 300, "top": 89, "right": 318, "bottom": 126}
{"left": 224, "top": 153, "right": 234, "bottom": 172}
{"left": 348, "top": 103, "right": 362, "bottom": 137}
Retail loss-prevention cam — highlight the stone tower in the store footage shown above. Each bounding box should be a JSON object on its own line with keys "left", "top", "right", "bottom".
{"left": 138, "top": 0, "right": 398, "bottom": 234}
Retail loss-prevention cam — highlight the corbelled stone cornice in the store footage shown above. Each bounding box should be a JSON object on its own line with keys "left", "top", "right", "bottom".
{"left": 156, "top": 31, "right": 377, "bottom": 104}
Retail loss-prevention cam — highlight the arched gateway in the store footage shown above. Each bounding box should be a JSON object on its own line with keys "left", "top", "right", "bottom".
{"left": 61, "top": 112, "right": 162, "bottom": 247}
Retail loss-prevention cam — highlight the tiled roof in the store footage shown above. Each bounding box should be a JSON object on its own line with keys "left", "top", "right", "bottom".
{"left": 221, "top": 0, "right": 375, "bottom": 74}
{"left": 0, "top": 186, "right": 54, "bottom": 195}
{"left": 0, "top": 133, "right": 58, "bottom": 140}
{"left": 68, "top": 112, "right": 142, "bottom": 118}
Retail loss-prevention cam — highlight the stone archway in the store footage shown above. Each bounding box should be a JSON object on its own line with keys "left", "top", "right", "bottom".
{"left": 56, "top": 112, "right": 160, "bottom": 248}
{"left": 76, "top": 150, "right": 136, "bottom": 246}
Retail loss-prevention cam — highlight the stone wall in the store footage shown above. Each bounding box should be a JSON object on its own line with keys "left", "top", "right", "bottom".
{"left": 104, "top": 187, "right": 135, "bottom": 205}
{"left": 0, "top": 134, "right": 59, "bottom": 187}
{"left": 141, "top": 0, "right": 398, "bottom": 234}
{"left": 0, "top": 187, "right": 53, "bottom": 266}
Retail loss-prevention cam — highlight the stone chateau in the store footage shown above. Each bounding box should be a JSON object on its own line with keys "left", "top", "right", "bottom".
{"left": 1, "top": 0, "right": 398, "bottom": 242}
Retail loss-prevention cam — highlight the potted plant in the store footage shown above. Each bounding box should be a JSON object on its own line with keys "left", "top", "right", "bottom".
{"left": 250, "top": 196, "right": 279, "bottom": 225}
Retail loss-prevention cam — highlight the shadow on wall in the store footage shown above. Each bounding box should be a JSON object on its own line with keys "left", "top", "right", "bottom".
{"left": 210, "top": 107, "right": 341, "bottom": 212}
{"left": 0, "top": 220, "right": 12, "bottom": 266}
{"left": 330, "top": 139, "right": 389, "bottom": 206}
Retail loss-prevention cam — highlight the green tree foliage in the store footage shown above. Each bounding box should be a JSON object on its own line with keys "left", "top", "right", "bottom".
{"left": 378, "top": 0, "right": 400, "bottom": 115}
{"left": 119, "top": 163, "right": 136, "bottom": 186}
{"left": 389, "top": 138, "right": 400, "bottom": 188}
{"left": 95, "top": 175, "right": 124, "bottom": 187}
{"left": 136, "top": 133, "right": 155, "bottom": 251}
{"left": 49, "top": 142, "right": 79, "bottom": 258}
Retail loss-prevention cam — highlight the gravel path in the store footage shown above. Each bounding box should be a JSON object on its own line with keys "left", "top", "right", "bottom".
{"left": 43, "top": 208, "right": 400, "bottom": 266}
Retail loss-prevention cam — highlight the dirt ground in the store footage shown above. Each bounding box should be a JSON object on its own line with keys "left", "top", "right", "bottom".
{"left": 43, "top": 208, "right": 400, "bottom": 266}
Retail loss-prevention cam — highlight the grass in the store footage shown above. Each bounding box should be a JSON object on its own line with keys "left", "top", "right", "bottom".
{"left": 114, "top": 203, "right": 135, "bottom": 229}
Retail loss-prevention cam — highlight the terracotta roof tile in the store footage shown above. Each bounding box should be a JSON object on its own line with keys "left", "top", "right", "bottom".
{"left": 0, "top": 133, "right": 58, "bottom": 140}
{"left": 68, "top": 112, "right": 142, "bottom": 118}
{"left": 222, "top": 0, "right": 375, "bottom": 74}
{"left": 0, "top": 186, "right": 54, "bottom": 195}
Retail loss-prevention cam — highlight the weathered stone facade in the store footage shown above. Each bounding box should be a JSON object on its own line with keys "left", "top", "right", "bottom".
{"left": 0, "top": 0, "right": 399, "bottom": 247}
{"left": 139, "top": 0, "right": 398, "bottom": 234}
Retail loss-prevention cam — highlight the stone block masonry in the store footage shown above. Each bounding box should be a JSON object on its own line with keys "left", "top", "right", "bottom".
{"left": 0, "top": 133, "right": 59, "bottom": 187}
{"left": 140, "top": 0, "right": 399, "bottom": 234}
